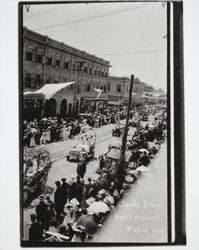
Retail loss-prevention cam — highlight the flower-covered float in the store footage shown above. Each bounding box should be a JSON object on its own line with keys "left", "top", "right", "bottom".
{"left": 23, "top": 147, "right": 51, "bottom": 205}
{"left": 112, "top": 121, "right": 124, "bottom": 137}
{"left": 66, "top": 124, "right": 96, "bottom": 162}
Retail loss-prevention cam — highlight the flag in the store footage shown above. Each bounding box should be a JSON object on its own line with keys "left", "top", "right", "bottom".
{"left": 93, "top": 88, "right": 102, "bottom": 99}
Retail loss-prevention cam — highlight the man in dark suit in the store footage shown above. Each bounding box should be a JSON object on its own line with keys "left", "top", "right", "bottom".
{"left": 54, "top": 181, "right": 63, "bottom": 218}
{"left": 29, "top": 214, "right": 43, "bottom": 241}
{"left": 76, "top": 159, "right": 87, "bottom": 179}
{"left": 35, "top": 195, "right": 49, "bottom": 230}
{"left": 60, "top": 178, "right": 69, "bottom": 209}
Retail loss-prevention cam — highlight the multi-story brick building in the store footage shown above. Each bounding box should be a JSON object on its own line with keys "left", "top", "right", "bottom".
{"left": 107, "top": 76, "right": 146, "bottom": 105}
{"left": 23, "top": 27, "right": 110, "bottom": 119}
{"left": 144, "top": 83, "right": 154, "bottom": 93}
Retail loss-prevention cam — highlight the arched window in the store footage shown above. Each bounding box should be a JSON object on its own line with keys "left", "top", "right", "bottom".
{"left": 68, "top": 103, "right": 72, "bottom": 116}
{"left": 60, "top": 99, "right": 67, "bottom": 117}
{"left": 44, "top": 98, "right": 57, "bottom": 117}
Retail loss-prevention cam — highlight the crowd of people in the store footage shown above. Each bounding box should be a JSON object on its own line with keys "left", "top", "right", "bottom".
{"left": 27, "top": 105, "right": 167, "bottom": 242}
{"left": 23, "top": 106, "right": 127, "bottom": 148}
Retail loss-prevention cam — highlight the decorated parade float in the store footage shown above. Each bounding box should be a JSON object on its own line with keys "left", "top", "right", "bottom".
{"left": 112, "top": 121, "right": 124, "bottom": 137}
{"left": 66, "top": 124, "right": 96, "bottom": 162}
{"left": 23, "top": 147, "right": 51, "bottom": 206}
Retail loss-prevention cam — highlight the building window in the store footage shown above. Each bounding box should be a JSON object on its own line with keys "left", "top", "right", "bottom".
{"left": 70, "top": 84, "right": 73, "bottom": 91}
{"left": 76, "top": 64, "right": 81, "bottom": 71}
{"left": 25, "top": 51, "right": 33, "bottom": 61}
{"left": 36, "top": 54, "right": 42, "bottom": 64}
{"left": 117, "top": 84, "right": 122, "bottom": 93}
{"left": 77, "top": 85, "right": 81, "bottom": 93}
{"left": 104, "top": 85, "right": 107, "bottom": 93}
{"left": 105, "top": 72, "right": 108, "bottom": 77}
{"left": 55, "top": 59, "right": 60, "bottom": 67}
{"left": 86, "top": 85, "right": 90, "bottom": 92}
{"left": 94, "top": 70, "right": 97, "bottom": 75}
{"left": 35, "top": 74, "right": 41, "bottom": 86}
{"left": 25, "top": 73, "right": 31, "bottom": 87}
{"left": 64, "top": 61, "right": 69, "bottom": 69}
{"left": 71, "top": 63, "right": 75, "bottom": 71}
{"left": 108, "top": 83, "right": 110, "bottom": 91}
{"left": 89, "top": 68, "right": 92, "bottom": 74}
{"left": 84, "top": 67, "right": 88, "bottom": 73}
{"left": 47, "top": 56, "right": 53, "bottom": 66}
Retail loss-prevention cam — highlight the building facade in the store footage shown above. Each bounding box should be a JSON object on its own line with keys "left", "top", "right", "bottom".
{"left": 144, "top": 83, "right": 154, "bottom": 93}
{"left": 107, "top": 76, "right": 146, "bottom": 105}
{"left": 23, "top": 28, "right": 110, "bottom": 119}
{"left": 107, "top": 76, "right": 129, "bottom": 104}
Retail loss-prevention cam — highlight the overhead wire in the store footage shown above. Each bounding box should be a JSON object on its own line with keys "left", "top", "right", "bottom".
{"left": 97, "top": 49, "right": 166, "bottom": 57}
{"left": 36, "top": 4, "right": 155, "bottom": 31}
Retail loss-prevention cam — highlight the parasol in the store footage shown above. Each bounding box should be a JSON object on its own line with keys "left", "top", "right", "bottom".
{"left": 76, "top": 215, "right": 97, "bottom": 235}
{"left": 138, "top": 148, "right": 149, "bottom": 154}
{"left": 127, "top": 169, "right": 138, "bottom": 176}
{"left": 86, "top": 197, "right": 96, "bottom": 206}
{"left": 125, "top": 175, "right": 134, "bottom": 183}
{"left": 42, "top": 118, "right": 48, "bottom": 121}
{"left": 87, "top": 201, "right": 110, "bottom": 214}
{"left": 136, "top": 165, "right": 149, "bottom": 173}
{"left": 69, "top": 198, "right": 79, "bottom": 206}
{"left": 104, "top": 195, "right": 114, "bottom": 205}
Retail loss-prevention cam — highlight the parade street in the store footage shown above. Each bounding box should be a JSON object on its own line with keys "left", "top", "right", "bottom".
{"left": 32, "top": 116, "right": 153, "bottom": 191}
{"left": 23, "top": 116, "right": 154, "bottom": 240}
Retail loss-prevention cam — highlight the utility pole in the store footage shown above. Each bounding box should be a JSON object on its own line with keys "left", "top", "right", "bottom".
{"left": 118, "top": 74, "right": 134, "bottom": 186}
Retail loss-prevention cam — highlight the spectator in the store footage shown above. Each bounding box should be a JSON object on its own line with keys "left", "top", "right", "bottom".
{"left": 29, "top": 214, "right": 43, "bottom": 241}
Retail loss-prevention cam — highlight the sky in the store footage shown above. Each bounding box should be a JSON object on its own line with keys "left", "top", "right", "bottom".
{"left": 23, "top": 2, "right": 167, "bottom": 91}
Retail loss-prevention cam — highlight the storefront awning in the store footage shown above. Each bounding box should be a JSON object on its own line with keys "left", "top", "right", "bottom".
{"left": 24, "top": 81, "right": 74, "bottom": 99}
{"left": 82, "top": 97, "right": 108, "bottom": 101}
{"left": 107, "top": 101, "right": 120, "bottom": 106}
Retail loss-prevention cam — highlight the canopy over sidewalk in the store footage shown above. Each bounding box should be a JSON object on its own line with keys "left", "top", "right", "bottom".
{"left": 24, "top": 82, "right": 74, "bottom": 99}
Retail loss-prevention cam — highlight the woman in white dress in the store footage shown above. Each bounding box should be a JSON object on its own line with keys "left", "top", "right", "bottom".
{"left": 67, "top": 125, "right": 72, "bottom": 139}
{"left": 45, "top": 126, "right": 51, "bottom": 143}
{"left": 40, "top": 129, "right": 47, "bottom": 144}
{"left": 62, "top": 124, "right": 67, "bottom": 140}
{"left": 30, "top": 127, "right": 37, "bottom": 147}
{"left": 59, "top": 125, "right": 64, "bottom": 141}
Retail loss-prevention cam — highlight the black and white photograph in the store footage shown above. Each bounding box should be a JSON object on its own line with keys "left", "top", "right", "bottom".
{"left": 17, "top": 0, "right": 185, "bottom": 246}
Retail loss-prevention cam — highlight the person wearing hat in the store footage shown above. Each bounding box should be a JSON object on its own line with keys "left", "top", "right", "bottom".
{"left": 85, "top": 177, "right": 93, "bottom": 198}
{"left": 75, "top": 175, "right": 84, "bottom": 204}
{"left": 76, "top": 158, "right": 87, "bottom": 179}
{"left": 54, "top": 181, "right": 63, "bottom": 219}
{"left": 45, "top": 194, "right": 55, "bottom": 225}
{"left": 35, "top": 195, "right": 49, "bottom": 231}
{"left": 88, "top": 178, "right": 100, "bottom": 198}
{"left": 68, "top": 177, "right": 77, "bottom": 201}
{"left": 29, "top": 214, "right": 43, "bottom": 241}
{"left": 60, "top": 178, "right": 69, "bottom": 209}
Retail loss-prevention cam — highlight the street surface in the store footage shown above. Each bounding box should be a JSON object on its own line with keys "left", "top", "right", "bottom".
{"left": 23, "top": 114, "right": 157, "bottom": 240}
